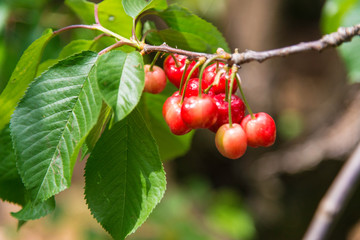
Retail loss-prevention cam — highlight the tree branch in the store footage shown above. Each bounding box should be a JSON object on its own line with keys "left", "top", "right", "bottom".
{"left": 231, "top": 24, "right": 360, "bottom": 65}
{"left": 303, "top": 141, "right": 360, "bottom": 240}
{"left": 143, "top": 24, "right": 360, "bottom": 65}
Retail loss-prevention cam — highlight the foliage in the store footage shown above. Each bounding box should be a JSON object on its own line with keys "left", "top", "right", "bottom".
{"left": 1, "top": 0, "right": 359, "bottom": 239}
{"left": 321, "top": 0, "right": 360, "bottom": 82}
{"left": 0, "top": 0, "right": 229, "bottom": 239}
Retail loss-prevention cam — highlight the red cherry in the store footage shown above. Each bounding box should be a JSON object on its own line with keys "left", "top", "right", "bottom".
{"left": 143, "top": 65, "right": 167, "bottom": 94}
{"left": 180, "top": 78, "right": 214, "bottom": 98}
{"left": 163, "top": 54, "right": 199, "bottom": 88}
{"left": 181, "top": 95, "right": 218, "bottom": 129}
{"left": 209, "top": 93, "right": 245, "bottom": 132}
{"left": 203, "top": 62, "right": 238, "bottom": 94}
{"left": 162, "top": 95, "right": 191, "bottom": 135}
{"left": 241, "top": 112, "right": 276, "bottom": 147}
{"left": 215, "top": 123, "right": 247, "bottom": 159}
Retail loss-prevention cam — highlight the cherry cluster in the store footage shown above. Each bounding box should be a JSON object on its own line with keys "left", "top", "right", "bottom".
{"left": 143, "top": 54, "right": 276, "bottom": 159}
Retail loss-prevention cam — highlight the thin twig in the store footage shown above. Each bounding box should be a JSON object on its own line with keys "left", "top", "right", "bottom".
{"left": 98, "top": 41, "right": 135, "bottom": 55}
{"left": 303, "top": 142, "right": 360, "bottom": 240}
{"left": 231, "top": 24, "right": 360, "bottom": 65}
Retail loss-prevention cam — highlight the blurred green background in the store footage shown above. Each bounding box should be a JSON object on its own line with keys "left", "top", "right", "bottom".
{"left": 1, "top": 0, "right": 360, "bottom": 240}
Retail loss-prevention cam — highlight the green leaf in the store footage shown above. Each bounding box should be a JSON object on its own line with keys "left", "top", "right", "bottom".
{"left": 0, "top": 29, "right": 53, "bottom": 131}
{"left": 0, "top": 125, "right": 18, "bottom": 181}
{"left": 11, "top": 197, "right": 55, "bottom": 221}
{"left": 65, "top": 0, "right": 95, "bottom": 24}
{"left": 85, "top": 102, "right": 111, "bottom": 154}
{"left": 141, "top": 85, "right": 194, "bottom": 161}
{"left": 122, "top": 0, "right": 167, "bottom": 19}
{"left": 96, "top": 50, "right": 145, "bottom": 123}
{"left": 321, "top": 0, "right": 360, "bottom": 83}
{"left": 146, "top": 5, "right": 229, "bottom": 53}
{"left": 146, "top": 28, "right": 213, "bottom": 53}
{"left": 10, "top": 51, "right": 102, "bottom": 202}
{"left": 66, "top": 0, "right": 134, "bottom": 39}
{"left": 37, "top": 39, "right": 94, "bottom": 77}
{"left": 0, "top": 178, "right": 26, "bottom": 205}
{"left": 321, "top": 0, "right": 357, "bottom": 33}
{"left": 338, "top": 2, "right": 360, "bottom": 83}
{"left": 85, "top": 108, "right": 166, "bottom": 240}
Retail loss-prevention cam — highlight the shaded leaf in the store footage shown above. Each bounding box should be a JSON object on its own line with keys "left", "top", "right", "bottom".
{"left": 85, "top": 108, "right": 166, "bottom": 240}
{"left": 146, "top": 5, "right": 229, "bottom": 53}
{"left": 141, "top": 85, "right": 194, "bottom": 161}
{"left": 10, "top": 51, "right": 102, "bottom": 202}
{"left": 96, "top": 50, "right": 144, "bottom": 123}
{"left": 146, "top": 27, "right": 212, "bottom": 53}
{"left": 37, "top": 39, "right": 94, "bottom": 77}
{"left": 0, "top": 125, "right": 17, "bottom": 181}
{"left": 0, "top": 29, "right": 53, "bottom": 131}
{"left": 122, "top": 0, "right": 167, "bottom": 19}
{"left": 0, "top": 178, "right": 26, "bottom": 206}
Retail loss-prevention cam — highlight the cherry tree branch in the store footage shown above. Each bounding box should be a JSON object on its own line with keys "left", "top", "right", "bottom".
{"left": 303, "top": 142, "right": 360, "bottom": 240}
{"left": 142, "top": 24, "right": 360, "bottom": 65}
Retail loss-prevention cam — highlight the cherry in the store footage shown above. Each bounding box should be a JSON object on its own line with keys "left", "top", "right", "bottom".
{"left": 181, "top": 95, "right": 218, "bottom": 129}
{"left": 209, "top": 93, "right": 245, "bottom": 132}
{"left": 163, "top": 54, "right": 199, "bottom": 88}
{"left": 241, "top": 112, "right": 276, "bottom": 147}
{"left": 203, "top": 62, "right": 238, "bottom": 94}
{"left": 215, "top": 123, "right": 247, "bottom": 159}
{"left": 162, "top": 95, "right": 191, "bottom": 135}
{"left": 143, "top": 65, "right": 167, "bottom": 94}
{"left": 181, "top": 78, "right": 215, "bottom": 98}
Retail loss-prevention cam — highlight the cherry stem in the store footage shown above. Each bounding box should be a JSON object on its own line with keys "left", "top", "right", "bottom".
{"left": 179, "top": 59, "right": 190, "bottom": 93}
{"left": 170, "top": 54, "right": 181, "bottom": 68}
{"left": 227, "top": 65, "right": 238, "bottom": 128}
{"left": 224, "top": 66, "right": 230, "bottom": 101}
{"left": 236, "top": 74, "right": 254, "bottom": 119}
{"left": 180, "top": 58, "right": 204, "bottom": 103}
{"left": 149, "top": 51, "right": 161, "bottom": 71}
{"left": 198, "top": 56, "right": 218, "bottom": 96}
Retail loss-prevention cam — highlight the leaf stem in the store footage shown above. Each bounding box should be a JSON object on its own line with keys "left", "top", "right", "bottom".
{"left": 94, "top": 4, "right": 100, "bottom": 25}
{"left": 180, "top": 58, "right": 204, "bottom": 103}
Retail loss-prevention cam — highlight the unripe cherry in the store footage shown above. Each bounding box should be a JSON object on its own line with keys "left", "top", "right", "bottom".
{"left": 181, "top": 95, "right": 218, "bottom": 129}
{"left": 241, "top": 112, "right": 276, "bottom": 147}
{"left": 144, "top": 65, "right": 167, "bottom": 94}
{"left": 215, "top": 123, "right": 247, "bottom": 159}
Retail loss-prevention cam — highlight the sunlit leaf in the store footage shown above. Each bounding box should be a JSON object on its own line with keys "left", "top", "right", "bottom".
{"left": 96, "top": 50, "right": 144, "bottom": 123}
{"left": 11, "top": 51, "right": 102, "bottom": 202}
{"left": 85, "top": 108, "right": 166, "bottom": 240}
{"left": 122, "top": 0, "right": 167, "bottom": 18}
